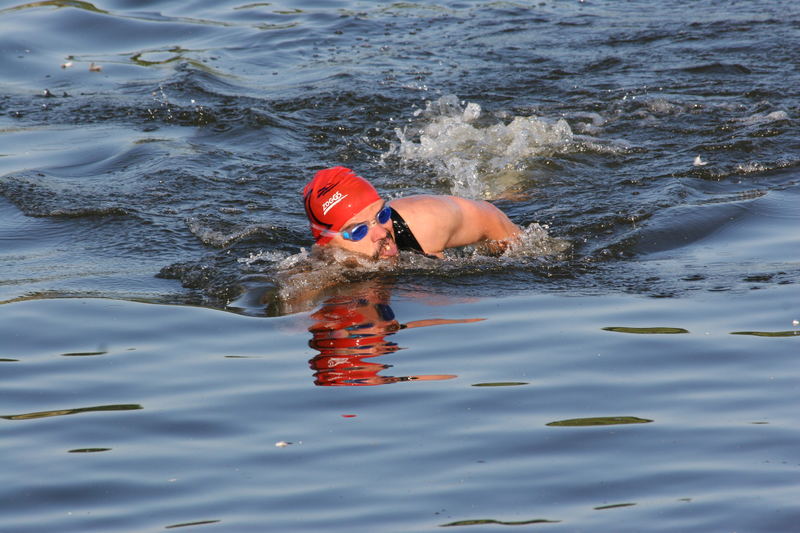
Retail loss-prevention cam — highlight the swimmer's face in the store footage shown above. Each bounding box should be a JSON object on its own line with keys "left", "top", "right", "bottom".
{"left": 328, "top": 199, "right": 398, "bottom": 260}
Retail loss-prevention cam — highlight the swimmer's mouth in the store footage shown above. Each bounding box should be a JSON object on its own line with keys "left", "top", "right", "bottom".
{"left": 374, "top": 236, "right": 397, "bottom": 260}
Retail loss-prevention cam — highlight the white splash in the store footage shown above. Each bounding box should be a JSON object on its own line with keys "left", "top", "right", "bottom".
{"left": 186, "top": 217, "right": 275, "bottom": 248}
{"left": 272, "top": 246, "right": 396, "bottom": 305}
{"left": 504, "top": 223, "right": 570, "bottom": 258}
{"left": 238, "top": 250, "right": 290, "bottom": 266}
{"left": 384, "top": 95, "right": 575, "bottom": 199}
{"left": 739, "top": 110, "right": 790, "bottom": 126}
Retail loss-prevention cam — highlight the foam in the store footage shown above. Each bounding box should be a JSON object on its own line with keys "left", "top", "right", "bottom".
{"left": 185, "top": 217, "right": 275, "bottom": 248}
{"left": 237, "top": 249, "right": 292, "bottom": 266}
{"left": 739, "top": 110, "right": 790, "bottom": 126}
{"left": 384, "top": 95, "right": 575, "bottom": 199}
{"left": 266, "top": 222, "right": 568, "bottom": 308}
{"left": 504, "top": 223, "right": 570, "bottom": 258}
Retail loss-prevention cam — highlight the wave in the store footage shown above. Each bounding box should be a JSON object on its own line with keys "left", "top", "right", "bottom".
{"left": 382, "top": 94, "right": 628, "bottom": 200}
{"left": 224, "top": 222, "right": 571, "bottom": 315}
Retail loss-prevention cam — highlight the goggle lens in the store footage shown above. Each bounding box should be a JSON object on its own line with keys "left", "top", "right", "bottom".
{"left": 377, "top": 206, "right": 392, "bottom": 224}
{"left": 343, "top": 224, "right": 369, "bottom": 241}
{"left": 341, "top": 206, "right": 392, "bottom": 241}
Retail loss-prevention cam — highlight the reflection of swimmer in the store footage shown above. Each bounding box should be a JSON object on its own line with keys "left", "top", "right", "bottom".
{"left": 302, "top": 166, "right": 520, "bottom": 260}
{"left": 308, "top": 284, "right": 482, "bottom": 386}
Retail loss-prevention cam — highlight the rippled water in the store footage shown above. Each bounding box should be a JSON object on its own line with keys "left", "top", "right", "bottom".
{"left": 3, "top": 287, "right": 799, "bottom": 532}
{"left": 2, "top": 0, "right": 797, "bottom": 308}
{"left": 1, "top": 0, "right": 799, "bottom": 531}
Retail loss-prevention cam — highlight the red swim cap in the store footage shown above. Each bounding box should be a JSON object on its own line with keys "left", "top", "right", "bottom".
{"left": 303, "top": 166, "right": 381, "bottom": 245}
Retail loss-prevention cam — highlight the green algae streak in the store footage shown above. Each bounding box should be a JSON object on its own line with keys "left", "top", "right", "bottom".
{"left": 547, "top": 416, "right": 653, "bottom": 427}
{"left": 603, "top": 327, "right": 689, "bottom": 334}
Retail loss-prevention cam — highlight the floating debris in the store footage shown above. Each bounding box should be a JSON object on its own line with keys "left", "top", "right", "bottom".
{"left": 730, "top": 330, "right": 800, "bottom": 337}
{"left": 547, "top": 416, "right": 653, "bottom": 427}
{"left": 602, "top": 326, "right": 689, "bottom": 334}
{"left": 2, "top": 404, "right": 142, "bottom": 421}
{"left": 165, "top": 519, "right": 221, "bottom": 529}
{"left": 68, "top": 448, "right": 111, "bottom": 453}
{"left": 471, "top": 382, "right": 529, "bottom": 387}
{"left": 594, "top": 502, "right": 636, "bottom": 511}
{"left": 441, "top": 518, "right": 560, "bottom": 527}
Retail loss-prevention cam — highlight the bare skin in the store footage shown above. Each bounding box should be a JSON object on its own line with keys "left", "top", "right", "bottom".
{"left": 325, "top": 199, "right": 399, "bottom": 260}
{"left": 326, "top": 195, "right": 521, "bottom": 259}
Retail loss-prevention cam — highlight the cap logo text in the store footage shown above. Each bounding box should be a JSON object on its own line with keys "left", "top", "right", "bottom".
{"left": 322, "top": 191, "right": 347, "bottom": 215}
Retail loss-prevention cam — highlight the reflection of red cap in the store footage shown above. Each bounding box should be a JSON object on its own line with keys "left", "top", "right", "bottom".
{"left": 302, "top": 167, "right": 381, "bottom": 245}
{"left": 309, "top": 333, "right": 391, "bottom": 351}
{"left": 309, "top": 299, "right": 366, "bottom": 331}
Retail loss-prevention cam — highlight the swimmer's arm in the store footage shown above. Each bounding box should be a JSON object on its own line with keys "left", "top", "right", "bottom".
{"left": 452, "top": 196, "right": 521, "bottom": 247}
{"left": 427, "top": 196, "right": 521, "bottom": 253}
{"left": 392, "top": 195, "right": 521, "bottom": 255}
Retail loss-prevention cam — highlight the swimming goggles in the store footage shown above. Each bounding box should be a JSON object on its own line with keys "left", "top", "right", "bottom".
{"left": 331, "top": 205, "right": 392, "bottom": 241}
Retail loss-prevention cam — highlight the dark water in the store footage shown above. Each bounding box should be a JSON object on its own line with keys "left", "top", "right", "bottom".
{"left": 2, "top": 0, "right": 797, "bottom": 309}
{"left": 1, "top": 0, "right": 799, "bottom": 531}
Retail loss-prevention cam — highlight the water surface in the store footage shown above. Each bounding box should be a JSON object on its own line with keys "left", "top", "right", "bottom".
{"left": 1, "top": 0, "right": 799, "bottom": 531}
{"left": 2, "top": 286, "right": 799, "bottom": 532}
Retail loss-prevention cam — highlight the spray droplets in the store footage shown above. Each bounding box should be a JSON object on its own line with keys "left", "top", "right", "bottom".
{"left": 145, "top": 86, "right": 210, "bottom": 125}
{"left": 384, "top": 95, "right": 575, "bottom": 200}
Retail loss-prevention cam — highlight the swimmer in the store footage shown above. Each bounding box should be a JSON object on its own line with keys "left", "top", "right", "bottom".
{"left": 302, "top": 166, "right": 521, "bottom": 260}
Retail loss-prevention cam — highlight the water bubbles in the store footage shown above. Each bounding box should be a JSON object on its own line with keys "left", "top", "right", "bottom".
{"left": 263, "top": 221, "right": 568, "bottom": 311}
{"left": 148, "top": 85, "right": 173, "bottom": 122}
{"left": 238, "top": 250, "right": 290, "bottom": 266}
{"left": 384, "top": 94, "right": 575, "bottom": 199}
{"left": 739, "top": 110, "right": 790, "bottom": 126}
{"left": 462, "top": 102, "right": 481, "bottom": 123}
{"left": 145, "top": 86, "right": 209, "bottom": 124}
{"left": 503, "top": 223, "right": 570, "bottom": 259}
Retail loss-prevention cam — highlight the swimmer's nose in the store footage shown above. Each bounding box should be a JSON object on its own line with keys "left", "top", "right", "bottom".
{"left": 370, "top": 223, "right": 389, "bottom": 241}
